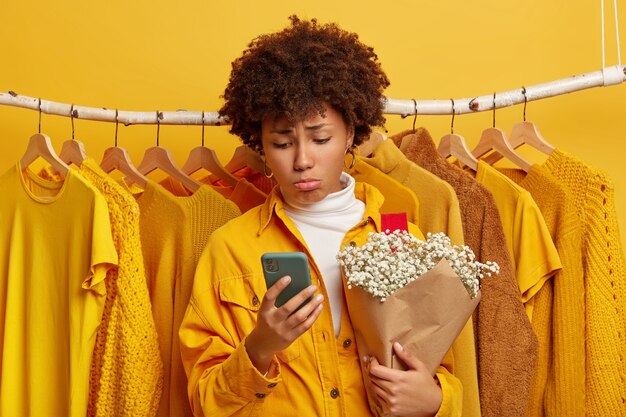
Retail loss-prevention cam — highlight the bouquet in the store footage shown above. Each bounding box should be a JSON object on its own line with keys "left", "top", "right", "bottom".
{"left": 337, "top": 228, "right": 498, "bottom": 414}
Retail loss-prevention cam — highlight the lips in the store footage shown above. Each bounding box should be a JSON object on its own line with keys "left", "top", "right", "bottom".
{"left": 294, "top": 178, "right": 321, "bottom": 191}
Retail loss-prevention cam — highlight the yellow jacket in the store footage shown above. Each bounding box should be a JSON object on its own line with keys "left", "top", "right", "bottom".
{"left": 179, "top": 182, "right": 462, "bottom": 417}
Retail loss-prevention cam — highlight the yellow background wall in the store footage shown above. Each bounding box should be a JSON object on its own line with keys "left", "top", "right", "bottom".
{"left": 1, "top": 0, "right": 625, "bottom": 249}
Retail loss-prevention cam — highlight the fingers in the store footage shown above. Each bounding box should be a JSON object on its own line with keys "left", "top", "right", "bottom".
{"left": 263, "top": 275, "right": 293, "bottom": 306}
{"left": 279, "top": 284, "right": 319, "bottom": 317}
{"left": 392, "top": 342, "right": 423, "bottom": 371}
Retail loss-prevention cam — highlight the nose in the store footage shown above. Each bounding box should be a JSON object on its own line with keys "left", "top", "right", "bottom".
{"left": 293, "top": 142, "right": 313, "bottom": 171}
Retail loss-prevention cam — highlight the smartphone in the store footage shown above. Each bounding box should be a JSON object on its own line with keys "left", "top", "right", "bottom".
{"left": 261, "top": 252, "right": 313, "bottom": 310}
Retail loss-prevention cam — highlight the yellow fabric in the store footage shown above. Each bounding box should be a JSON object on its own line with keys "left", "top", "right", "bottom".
{"left": 179, "top": 182, "right": 462, "bottom": 417}
{"left": 75, "top": 159, "right": 163, "bottom": 417}
{"left": 498, "top": 165, "right": 585, "bottom": 417}
{"left": 359, "top": 139, "right": 480, "bottom": 417}
{"left": 134, "top": 181, "right": 240, "bottom": 417}
{"left": 208, "top": 178, "right": 267, "bottom": 214}
{"left": 475, "top": 161, "right": 562, "bottom": 320}
{"left": 359, "top": 139, "right": 464, "bottom": 245}
{"left": 348, "top": 158, "right": 420, "bottom": 226}
{"left": 543, "top": 149, "right": 626, "bottom": 417}
{"left": 0, "top": 163, "right": 117, "bottom": 417}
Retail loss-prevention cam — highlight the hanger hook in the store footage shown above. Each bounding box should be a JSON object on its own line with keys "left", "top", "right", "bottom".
{"left": 114, "top": 109, "right": 119, "bottom": 147}
{"left": 412, "top": 99, "right": 417, "bottom": 133}
{"left": 492, "top": 92, "right": 497, "bottom": 128}
{"left": 70, "top": 104, "right": 75, "bottom": 140}
{"left": 450, "top": 98, "right": 456, "bottom": 134}
{"left": 201, "top": 111, "right": 205, "bottom": 147}
{"left": 156, "top": 110, "right": 161, "bottom": 147}
{"left": 38, "top": 98, "right": 42, "bottom": 134}
{"left": 521, "top": 86, "right": 528, "bottom": 122}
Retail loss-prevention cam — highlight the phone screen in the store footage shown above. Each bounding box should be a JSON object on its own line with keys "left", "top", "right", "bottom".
{"left": 261, "top": 252, "right": 313, "bottom": 310}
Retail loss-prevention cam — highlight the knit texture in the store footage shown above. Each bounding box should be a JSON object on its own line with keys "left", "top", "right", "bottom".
{"left": 135, "top": 181, "right": 240, "bottom": 417}
{"left": 74, "top": 159, "right": 163, "bottom": 417}
{"left": 392, "top": 128, "right": 537, "bottom": 417}
{"left": 500, "top": 165, "right": 585, "bottom": 417}
{"left": 543, "top": 149, "right": 626, "bottom": 416}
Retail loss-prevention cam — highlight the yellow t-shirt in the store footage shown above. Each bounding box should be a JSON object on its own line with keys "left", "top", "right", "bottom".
{"left": 0, "top": 163, "right": 117, "bottom": 417}
{"left": 475, "top": 161, "right": 562, "bottom": 320}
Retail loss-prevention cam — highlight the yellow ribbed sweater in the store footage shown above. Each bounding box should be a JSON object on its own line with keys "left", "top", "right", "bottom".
{"left": 543, "top": 149, "right": 626, "bottom": 416}
{"left": 77, "top": 159, "right": 163, "bottom": 417}
{"left": 499, "top": 165, "right": 585, "bottom": 417}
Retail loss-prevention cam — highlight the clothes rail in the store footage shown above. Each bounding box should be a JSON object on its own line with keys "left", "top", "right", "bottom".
{"left": 1, "top": 65, "right": 625, "bottom": 125}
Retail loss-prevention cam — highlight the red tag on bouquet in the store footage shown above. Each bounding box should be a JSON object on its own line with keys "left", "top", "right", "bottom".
{"left": 380, "top": 212, "right": 408, "bottom": 233}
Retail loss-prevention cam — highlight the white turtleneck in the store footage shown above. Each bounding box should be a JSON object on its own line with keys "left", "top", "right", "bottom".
{"left": 282, "top": 172, "right": 365, "bottom": 336}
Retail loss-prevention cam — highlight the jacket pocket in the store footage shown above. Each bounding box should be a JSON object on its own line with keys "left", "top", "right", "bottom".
{"left": 218, "top": 275, "right": 301, "bottom": 363}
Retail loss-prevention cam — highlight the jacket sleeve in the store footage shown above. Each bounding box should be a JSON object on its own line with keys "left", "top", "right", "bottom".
{"left": 434, "top": 348, "right": 463, "bottom": 417}
{"left": 179, "top": 247, "right": 281, "bottom": 417}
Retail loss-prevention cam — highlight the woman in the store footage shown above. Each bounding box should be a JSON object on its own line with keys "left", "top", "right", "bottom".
{"left": 179, "top": 16, "right": 461, "bottom": 417}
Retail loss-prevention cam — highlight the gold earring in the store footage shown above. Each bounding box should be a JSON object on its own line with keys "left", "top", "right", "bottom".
{"left": 263, "top": 159, "right": 274, "bottom": 179}
{"left": 344, "top": 147, "right": 356, "bottom": 170}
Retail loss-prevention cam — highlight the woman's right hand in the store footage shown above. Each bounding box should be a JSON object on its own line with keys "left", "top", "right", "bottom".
{"left": 245, "top": 275, "right": 324, "bottom": 374}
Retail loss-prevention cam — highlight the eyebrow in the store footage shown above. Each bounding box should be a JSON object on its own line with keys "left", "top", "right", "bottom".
{"left": 270, "top": 123, "right": 331, "bottom": 134}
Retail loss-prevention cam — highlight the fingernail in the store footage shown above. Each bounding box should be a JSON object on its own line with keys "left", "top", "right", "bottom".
{"left": 281, "top": 276, "right": 291, "bottom": 283}
{"left": 315, "top": 294, "right": 324, "bottom": 302}
{"left": 394, "top": 342, "right": 403, "bottom": 351}
{"left": 362, "top": 355, "right": 369, "bottom": 363}
{"left": 309, "top": 285, "right": 318, "bottom": 293}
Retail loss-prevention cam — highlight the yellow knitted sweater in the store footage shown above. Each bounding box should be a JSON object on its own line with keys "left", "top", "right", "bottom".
{"left": 78, "top": 159, "right": 163, "bottom": 417}
{"left": 543, "top": 149, "right": 626, "bottom": 416}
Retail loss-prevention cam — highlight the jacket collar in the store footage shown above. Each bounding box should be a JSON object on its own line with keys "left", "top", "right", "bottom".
{"left": 257, "top": 182, "right": 385, "bottom": 236}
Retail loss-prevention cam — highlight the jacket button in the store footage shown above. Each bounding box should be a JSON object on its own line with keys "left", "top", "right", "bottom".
{"left": 255, "top": 393, "right": 266, "bottom": 399}
{"left": 252, "top": 295, "right": 259, "bottom": 306}
{"left": 343, "top": 338, "right": 352, "bottom": 348}
{"left": 330, "top": 388, "right": 340, "bottom": 399}
{"left": 267, "top": 383, "right": 277, "bottom": 388}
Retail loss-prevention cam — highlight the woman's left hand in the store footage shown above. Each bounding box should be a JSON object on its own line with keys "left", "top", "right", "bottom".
{"left": 364, "top": 342, "right": 443, "bottom": 417}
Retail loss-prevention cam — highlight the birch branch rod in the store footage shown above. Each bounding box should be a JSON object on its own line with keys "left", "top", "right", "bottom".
{"left": 1, "top": 65, "right": 624, "bottom": 125}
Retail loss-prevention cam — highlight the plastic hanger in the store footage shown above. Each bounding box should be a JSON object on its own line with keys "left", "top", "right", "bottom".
{"left": 472, "top": 93, "right": 531, "bottom": 172}
{"left": 59, "top": 104, "right": 87, "bottom": 167}
{"left": 100, "top": 109, "right": 148, "bottom": 189}
{"left": 19, "top": 98, "right": 69, "bottom": 175}
{"left": 484, "top": 87, "right": 555, "bottom": 165}
{"left": 437, "top": 99, "right": 478, "bottom": 171}
{"left": 182, "top": 111, "right": 238, "bottom": 187}
{"left": 137, "top": 111, "right": 201, "bottom": 193}
{"left": 358, "top": 130, "right": 386, "bottom": 157}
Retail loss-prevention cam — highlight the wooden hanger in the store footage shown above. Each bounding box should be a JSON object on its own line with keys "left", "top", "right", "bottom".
{"left": 182, "top": 146, "right": 238, "bottom": 187}
{"left": 137, "top": 111, "right": 201, "bottom": 193}
{"left": 182, "top": 114, "right": 239, "bottom": 187}
{"left": 19, "top": 99, "right": 69, "bottom": 175}
{"left": 472, "top": 94, "right": 531, "bottom": 172}
{"left": 484, "top": 88, "right": 554, "bottom": 165}
{"left": 358, "top": 130, "right": 386, "bottom": 157}
{"left": 59, "top": 105, "right": 86, "bottom": 167}
{"left": 437, "top": 99, "right": 478, "bottom": 171}
{"left": 100, "top": 109, "right": 148, "bottom": 188}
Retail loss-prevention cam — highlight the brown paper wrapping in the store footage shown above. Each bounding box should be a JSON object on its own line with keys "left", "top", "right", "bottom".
{"left": 344, "top": 259, "right": 481, "bottom": 415}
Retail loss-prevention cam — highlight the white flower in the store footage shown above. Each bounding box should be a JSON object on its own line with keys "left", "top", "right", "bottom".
{"left": 337, "top": 231, "right": 499, "bottom": 302}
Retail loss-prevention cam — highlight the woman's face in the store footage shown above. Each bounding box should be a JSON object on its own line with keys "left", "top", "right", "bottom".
{"left": 261, "top": 103, "right": 354, "bottom": 205}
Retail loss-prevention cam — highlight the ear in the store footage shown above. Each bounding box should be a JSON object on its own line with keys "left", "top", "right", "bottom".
{"left": 346, "top": 125, "right": 355, "bottom": 151}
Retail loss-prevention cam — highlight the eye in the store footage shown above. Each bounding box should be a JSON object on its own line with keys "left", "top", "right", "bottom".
{"left": 313, "top": 137, "right": 331, "bottom": 144}
{"left": 272, "top": 142, "right": 291, "bottom": 149}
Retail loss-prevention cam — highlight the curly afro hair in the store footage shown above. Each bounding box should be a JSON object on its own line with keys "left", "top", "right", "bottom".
{"left": 219, "top": 15, "right": 390, "bottom": 152}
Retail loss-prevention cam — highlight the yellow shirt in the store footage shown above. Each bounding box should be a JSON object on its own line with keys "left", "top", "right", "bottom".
{"left": 475, "top": 161, "right": 562, "bottom": 320}
{"left": 179, "top": 182, "right": 462, "bottom": 417}
{"left": 0, "top": 163, "right": 117, "bottom": 417}
{"left": 348, "top": 158, "right": 420, "bottom": 226}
